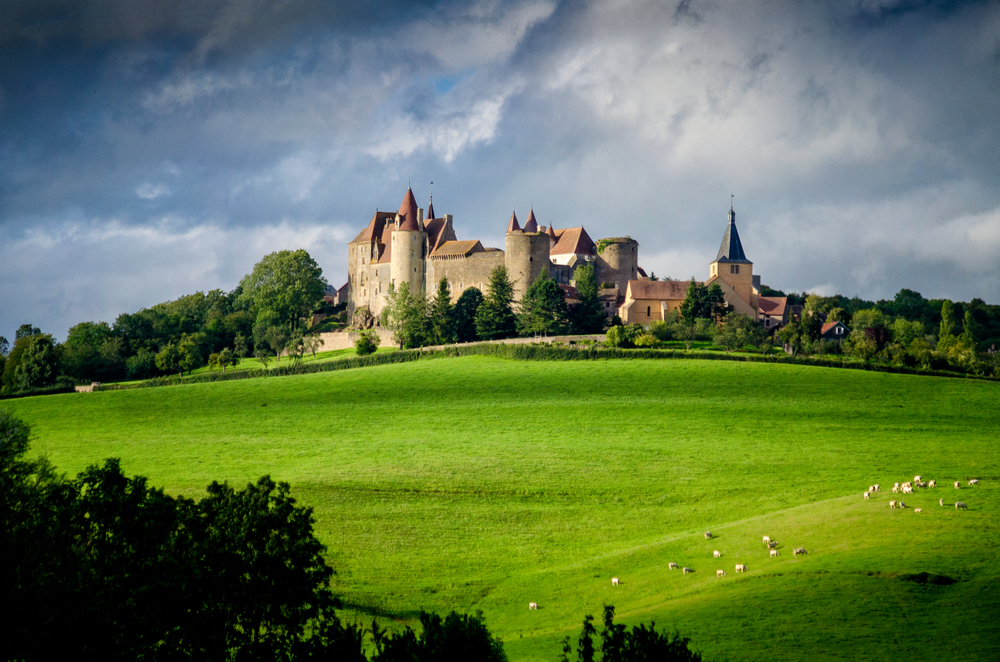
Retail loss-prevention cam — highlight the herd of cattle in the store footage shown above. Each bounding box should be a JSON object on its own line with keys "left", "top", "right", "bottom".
{"left": 864, "top": 475, "right": 980, "bottom": 512}
{"left": 528, "top": 476, "right": 982, "bottom": 609}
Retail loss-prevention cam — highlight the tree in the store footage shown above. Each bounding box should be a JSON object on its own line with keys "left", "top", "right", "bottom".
{"left": 178, "top": 334, "right": 204, "bottom": 375}
{"left": 475, "top": 265, "right": 516, "bottom": 340}
{"left": 372, "top": 610, "right": 507, "bottom": 662}
{"left": 288, "top": 328, "right": 306, "bottom": 362}
{"left": 380, "top": 283, "right": 415, "bottom": 349}
{"left": 237, "top": 250, "right": 328, "bottom": 331}
{"left": 0, "top": 336, "right": 9, "bottom": 357}
{"left": 14, "top": 324, "right": 41, "bottom": 342}
{"left": 217, "top": 348, "right": 237, "bottom": 372}
{"left": 5, "top": 334, "right": 61, "bottom": 392}
{"left": 561, "top": 606, "right": 702, "bottom": 662}
{"left": 714, "top": 313, "right": 764, "bottom": 353}
{"left": 62, "top": 322, "right": 115, "bottom": 381}
{"left": 355, "top": 330, "right": 380, "bottom": 356}
{"left": 234, "top": 333, "right": 249, "bottom": 364}
{"left": 303, "top": 333, "right": 323, "bottom": 360}
{"left": 155, "top": 342, "right": 182, "bottom": 378}
{"left": 517, "top": 269, "right": 569, "bottom": 337}
{"left": 453, "top": 288, "right": 484, "bottom": 343}
{"left": 680, "top": 281, "right": 729, "bottom": 321}
{"left": 939, "top": 299, "right": 957, "bottom": 346}
{"left": 254, "top": 348, "right": 272, "bottom": 369}
{"left": 429, "top": 278, "right": 456, "bottom": 345}
{"left": 778, "top": 320, "right": 809, "bottom": 357}
{"left": 571, "top": 265, "right": 606, "bottom": 334}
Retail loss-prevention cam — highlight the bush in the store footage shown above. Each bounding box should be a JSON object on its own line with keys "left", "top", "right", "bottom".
{"left": 355, "top": 330, "right": 380, "bottom": 356}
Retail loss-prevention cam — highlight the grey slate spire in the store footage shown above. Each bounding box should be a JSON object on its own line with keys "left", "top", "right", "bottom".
{"left": 714, "top": 205, "right": 751, "bottom": 263}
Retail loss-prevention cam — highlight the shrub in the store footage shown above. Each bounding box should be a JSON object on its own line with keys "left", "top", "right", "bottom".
{"left": 355, "top": 331, "right": 380, "bottom": 356}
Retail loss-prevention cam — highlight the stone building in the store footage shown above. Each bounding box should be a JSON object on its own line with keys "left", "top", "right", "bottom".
{"left": 619, "top": 205, "right": 788, "bottom": 328}
{"left": 345, "top": 187, "right": 643, "bottom": 319}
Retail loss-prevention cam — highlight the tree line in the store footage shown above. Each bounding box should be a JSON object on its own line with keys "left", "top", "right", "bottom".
{"left": 1, "top": 250, "right": 335, "bottom": 396}
{"left": 1, "top": 409, "right": 699, "bottom": 661}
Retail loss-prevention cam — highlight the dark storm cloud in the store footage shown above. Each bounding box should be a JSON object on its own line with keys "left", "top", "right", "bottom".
{"left": 1, "top": 0, "right": 999, "bottom": 338}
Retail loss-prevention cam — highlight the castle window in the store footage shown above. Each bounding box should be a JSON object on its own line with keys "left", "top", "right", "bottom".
{"left": 529, "top": 256, "right": 533, "bottom": 262}
{"left": 647, "top": 306, "right": 651, "bottom": 317}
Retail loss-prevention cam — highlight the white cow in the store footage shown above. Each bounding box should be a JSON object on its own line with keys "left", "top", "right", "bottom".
{"left": 955, "top": 481, "right": 961, "bottom": 489}
{"left": 892, "top": 485, "right": 899, "bottom": 493}
{"left": 914, "top": 508, "right": 922, "bottom": 513}
{"left": 736, "top": 563, "right": 748, "bottom": 573}
{"left": 928, "top": 480, "right": 936, "bottom": 488}
{"left": 668, "top": 562, "right": 679, "bottom": 570}
{"left": 914, "top": 475, "right": 921, "bottom": 483}
{"left": 529, "top": 602, "right": 538, "bottom": 610}
{"left": 969, "top": 479, "right": 979, "bottom": 486}
{"left": 717, "top": 569, "right": 726, "bottom": 577}
{"left": 704, "top": 532, "right": 712, "bottom": 539}
{"left": 894, "top": 482, "right": 900, "bottom": 489}
{"left": 868, "top": 485, "right": 875, "bottom": 493}
{"left": 611, "top": 577, "right": 619, "bottom": 586}
{"left": 864, "top": 492, "right": 870, "bottom": 500}
{"left": 714, "top": 550, "right": 722, "bottom": 558}
{"left": 956, "top": 502, "right": 968, "bottom": 510}
{"left": 793, "top": 547, "right": 807, "bottom": 556}
{"left": 762, "top": 536, "right": 771, "bottom": 546}
{"left": 682, "top": 567, "right": 693, "bottom": 574}
{"left": 890, "top": 500, "right": 897, "bottom": 509}
{"left": 874, "top": 484, "right": 881, "bottom": 492}
{"left": 939, "top": 498, "right": 944, "bottom": 507}
{"left": 770, "top": 549, "right": 779, "bottom": 557}
{"left": 898, "top": 501, "right": 906, "bottom": 509}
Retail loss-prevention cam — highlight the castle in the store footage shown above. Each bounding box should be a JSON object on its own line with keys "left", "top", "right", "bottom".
{"left": 346, "top": 187, "right": 642, "bottom": 318}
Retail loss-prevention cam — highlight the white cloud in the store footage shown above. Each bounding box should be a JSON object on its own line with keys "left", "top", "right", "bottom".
{"left": 135, "top": 182, "right": 172, "bottom": 200}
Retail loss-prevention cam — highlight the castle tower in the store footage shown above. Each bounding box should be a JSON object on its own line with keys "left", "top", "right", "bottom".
{"left": 505, "top": 210, "right": 550, "bottom": 303}
{"left": 595, "top": 237, "right": 639, "bottom": 292}
{"left": 523, "top": 208, "right": 538, "bottom": 233}
{"left": 390, "top": 187, "right": 426, "bottom": 297}
{"left": 709, "top": 205, "right": 754, "bottom": 305}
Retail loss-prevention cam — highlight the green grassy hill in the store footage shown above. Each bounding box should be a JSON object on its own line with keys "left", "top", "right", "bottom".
{"left": 6, "top": 356, "right": 999, "bottom": 660}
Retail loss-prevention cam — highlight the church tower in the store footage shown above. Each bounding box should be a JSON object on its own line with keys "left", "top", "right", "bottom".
{"left": 709, "top": 204, "right": 755, "bottom": 306}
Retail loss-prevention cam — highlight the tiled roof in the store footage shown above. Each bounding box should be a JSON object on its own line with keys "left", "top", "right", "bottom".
{"left": 821, "top": 321, "right": 848, "bottom": 335}
{"left": 714, "top": 208, "right": 751, "bottom": 264}
{"left": 352, "top": 211, "right": 394, "bottom": 243}
{"left": 523, "top": 209, "right": 538, "bottom": 233}
{"left": 758, "top": 296, "right": 787, "bottom": 316}
{"left": 426, "top": 198, "right": 435, "bottom": 221}
{"left": 546, "top": 224, "right": 557, "bottom": 240}
{"left": 551, "top": 227, "right": 595, "bottom": 256}
{"left": 506, "top": 211, "right": 520, "bottom": 233}
{"left": 626, "top": 279, "right": 697, "bottom": 300}
{"left": 424, "top": 217, "right": 449, "bottom": 253}
{"left": 398, "top": 188, "right": 420, "bottom": 231}
{"left": 377, "top": 239, "right": 392, "bottom": 264}
{"left": 431, "top": 240, "right": 484, "bottom": 257}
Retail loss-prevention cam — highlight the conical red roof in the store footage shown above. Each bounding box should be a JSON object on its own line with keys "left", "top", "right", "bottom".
{"left": 523, "top": 208, "right": 538, "bottom": 233}
{"left": 398, "top": 187, "right": 420, "bottom": 231}
{"left": 426, "top": 198, "right": 435, "bottom": 221}
{"left": 506, "top": 210, "right": 520, "bottom": 233}
{"left": 546, "top": 223, "right": 557, "bottom": 240}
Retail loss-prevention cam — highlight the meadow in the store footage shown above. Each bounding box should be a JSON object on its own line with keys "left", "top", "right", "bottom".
{"left": 6, "top": 355, "right": 1000, "bottom": 660}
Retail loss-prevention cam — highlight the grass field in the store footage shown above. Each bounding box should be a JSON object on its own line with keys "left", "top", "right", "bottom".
{"left": 6, "top": 356, "right": 1000, "bottom": 660}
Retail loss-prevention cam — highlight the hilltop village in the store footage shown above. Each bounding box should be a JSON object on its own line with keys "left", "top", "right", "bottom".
{"left": 339, "top": 187, "right": 791, "bottom": 330}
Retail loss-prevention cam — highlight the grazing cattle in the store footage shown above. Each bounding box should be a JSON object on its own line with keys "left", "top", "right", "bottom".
{"left": 762, "top": 536, "right": 771, "bottom": 546}
{"left": 940, "top": 498, "right": 944, "bottom": 507}
{"left": 864, "top": 492, "right": 870, "bottom": 500}
{"left": 928, "top": 480, "right": 936, "bottom": 488}
{"left": 611, "top": 577, "right": 619, "bottom": 586}
{"left": 916, "top": 481, "right": 927, "bottom": 488}
{"left": 892, "top": 486, "right": 899, "bottom": 493}
{"left": 956, "top": 502, "right": 968, "bottom": 510}
{"left": 898, "top": 501, "right": 906, "bottom": 509}
{"left": 914, "top": 475, "right": 921, "bottom": 483}
{"left": 529, "top": 602, "right": 538, "bottom": 610}
{"left": 890, "top": 500, "right": 897, "bottom": 509}
{"left": 894, "top": 482, "right": 900, "bottom": 489}
{"left": 668, "top": 562, "right": 678, "bottom": 570}
{"left": 770, "top": 549, "right": 779, "bottom": 557}
{"left": 705, "top": 532, "right": 713, "bottom": 539}
{"left": 902, "top": 485, "right": 913, "bottom": 494}
{"left": 955, "top": 481, "right": 961, "bottom": 489}
{"left": 717, "top": 569, "right": 726, "bottom": 577}
{"left": 682, "top": 567, "right": 693, "bottom": 574}
{"left": 874, "top": 484, "right": 881, "bottom": 492}
{"left": 914, "top": 508, "right": 922, "bottom": 513}
{"left": 969, "top": 479, "right": 979, "bottom": 486}
{"left": 714, "top": 550, "right": 722, "bottom": 558}
{"left": 868, "top": 485, "right": 875, "bottom": 493}
{"left": 736, "top": 563, "right": 747, "bottom": 573}
{"left": 767, "top": 541, "right": 777, "bottom": 549}
{"left": 793, "top": 547, "right": 807, "bottom": 556}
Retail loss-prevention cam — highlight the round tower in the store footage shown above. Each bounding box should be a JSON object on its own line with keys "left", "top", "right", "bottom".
{"left": 390, "top": 187, "right": 426, "bottom": 297}
{"left": 595, "top": 238, "right": 638, "bottom": 292}
{"left": 505, "top": 213, "right": 551, "bottom": 303}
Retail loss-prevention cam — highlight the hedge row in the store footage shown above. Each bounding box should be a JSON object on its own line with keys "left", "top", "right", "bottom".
{"left": 0, "top": 384, "right": 78, "bottom": 400}
{"left": 90, "top": 340, "right": 997, "bottom": 393}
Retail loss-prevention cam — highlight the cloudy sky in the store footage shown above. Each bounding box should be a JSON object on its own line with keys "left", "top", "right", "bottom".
{"left": 2, "top": 0, "right": 999, "bottom": 339}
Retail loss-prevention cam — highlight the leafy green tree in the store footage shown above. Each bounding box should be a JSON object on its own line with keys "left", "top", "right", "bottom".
{"left": 429, "top": 278, "right": 456, "bottom": 345}
{"left": 938, "top": 299, "right": 957, "bottom": 348}
{"left": 714, "top": 313, "right": 764, "bottom": 353}
{"left": 234, "top": 333, "right": 249, "bottom": 363}
{"left": 0, "top": 336, "right": 9, "bottom": 356}
{"left": 355, "top": 330, "right": 380, "bottom": 356}
{"left": 475, "top": 266, "right": 517, "bottom": 340}
{"left": 891, "top": 319, "right": 925, "bottom": 347}
{"left": 303, "top": 333, "right": 323, "bottom": 359}
{"left": 178, "top": 334, "right": 204, "bottom": 375}
{"left": 453, "top": 288, "right": 484, "bottom": 343}
{"left": 254, "top": 348, "right": 272, "bottom": 369}
{"left": 217, "top": 347, "right": 237, "bottom": 372}
{"left": 6, "top": 334, "right": 61, "bottom": 392}
{"left": 288, "top": 328, "right": 306, "bottom": 362}
{"left": 237, "top": 250, "right": 328, "bottom": 331}
{"left": 381, "top": 282, "right": 414, "bottom": 349}
{"left": 680, "top": 281, "right": 729, "bottom": 321}
{"left": 571, "top": 265, "right": 606, "bottom": 334}
{"left": 778, "top": 320, "right": 809, "bottom": 357}
{"left": 155, "top": 342, "right": 182, "bottom": 377}
{"left": 14, "top": 324, "right": 41, "bottom": 342}
{"left": 372, "top": 610, "right": 507, "bottom": 662}
{"left": 517, "top": 269, "right": 569, "bottom": 337}
{"left": 962, "top": 310, "right": 980, "bottom": 348}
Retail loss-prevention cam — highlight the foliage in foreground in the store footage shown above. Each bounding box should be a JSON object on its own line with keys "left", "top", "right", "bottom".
{"left": 561, "top": 606, "right": 701, "bottom": 662}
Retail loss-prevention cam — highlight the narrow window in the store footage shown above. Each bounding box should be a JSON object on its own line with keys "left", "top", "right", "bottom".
{"left": 647, "top": 306, "right": 651, "bottom": 317}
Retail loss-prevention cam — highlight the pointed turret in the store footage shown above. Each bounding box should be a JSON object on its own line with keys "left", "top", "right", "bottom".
{"left": 523, "top": 208, "right": 538, "bottom": 233}
{"left": 398, "top": 187, "right": 420, "bottom": 231}
{"left": 546, "top": 223, "right": 557, "bottom": 244}
{"left": 714, "top": 206, "right": 750, "bottom": 263}
{"left": 506, "top": 210, "right": 521, "bottom": 233}
{"left": 426, "top": 196, "right": 435, "bottom": 221}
